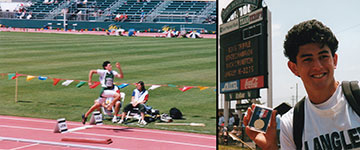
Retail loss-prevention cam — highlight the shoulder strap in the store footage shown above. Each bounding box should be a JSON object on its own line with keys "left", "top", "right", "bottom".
{"left": 342, "top": 81, "right": 360, "bottom": 116}
{"left": 292, "top": 81, "right": 360, "bottom": 150}
{"left": 293, "top": 97, "right": 305, "bottom": 150}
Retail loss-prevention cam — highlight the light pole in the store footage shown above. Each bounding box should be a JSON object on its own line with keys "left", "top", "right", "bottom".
{"left": 291, "top": 83, "right": 299, "bottom": 106}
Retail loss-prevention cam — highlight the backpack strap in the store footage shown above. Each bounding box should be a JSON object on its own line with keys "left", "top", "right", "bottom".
{"left": 292, "top": 81, "right": 360, "bottom": 150}
{"left": 342, "top": 81, "right": 360, "bottom": 116}
{"left": 293, "top": 97, "right": 305, "bottom": 150}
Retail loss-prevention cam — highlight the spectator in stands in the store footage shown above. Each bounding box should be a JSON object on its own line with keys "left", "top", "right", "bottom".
{"left": 185, "top": 11, "right": 189, "bottom": 22}
{"left": 140, "top": 10, "right": 145, "bottom": 22}
{"left": 77, "top": 10, "right": 82, "bottom": 20}
{"left": 118, "top": 81, "right": 148, "bottom": 125}
{"left": 121, "top": 13, "right": 128, "bottom": 22}
{"left": 97, "top": 9, "right": 103, "bottom": 17}
{"left": 19, "top": 10, "right": 26, "bottom": 19}
{"left": 114, "top": 13, "right": 121, "bottom": 22}
{"left": 43, "top": 0, "right": 49, "bottom": 4}
{"left": 54, "top": 0, "right": 58, "bottom": 4}
{"left": 26, "top": 12, "right": 32, "bottom": 19}
{"left": 83, "top": 0, "right": 88, "bottom": 7}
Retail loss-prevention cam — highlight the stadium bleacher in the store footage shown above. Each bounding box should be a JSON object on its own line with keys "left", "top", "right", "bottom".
{"left": 0, "top": 0, "right": 216, "bottom": 31}
{"left": 26, "top": 0, "right": 61, "bottom": 19}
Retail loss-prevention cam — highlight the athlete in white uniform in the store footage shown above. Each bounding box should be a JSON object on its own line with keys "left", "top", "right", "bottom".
{"left": 243, "top": 19, "right": 360, "bottom": 150}
{"left": 82, "top": 61, "right": 124, "bottom": 124}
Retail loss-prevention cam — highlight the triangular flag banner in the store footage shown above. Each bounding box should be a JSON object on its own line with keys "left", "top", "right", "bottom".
{"left": 149, "top": 85, "right": 161, "bottom": 90}
{"left": 179, "top": 86, "right": 193, "bottom": 92}
{"left": 38, "top": 76, "right": 48, "bottom": 80}
{"left": 11, "top": 73, "right": 20, "bottom": 79}
{"left": 198, "top": 86, "right": 209, "bottom": 91}
{"left": 89, "top": 82, "right": 100, "bottom": 89}
{"left": 62, "top": 80, "right": 74, "bottom": 86}
{"left": 8, "top": 73, "right": 15, "bottom": 80}
{"left": 168, "top": 84, "right": 177, "bottom": 87}
{"left": 118, "top": 83, "right": 129, "bottom": 89}
{"left": 53, "top": 78, "right": 61, "bottom": 86}
{"left": 26, "top": 75, "right": 36, "bottom": 81}
{"left": 76, "top": 81, "right": 86, "bottom": 88}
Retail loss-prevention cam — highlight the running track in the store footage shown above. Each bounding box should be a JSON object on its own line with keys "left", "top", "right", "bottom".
{"left": 0, "top": 115, "right": 216, "bottom": 150}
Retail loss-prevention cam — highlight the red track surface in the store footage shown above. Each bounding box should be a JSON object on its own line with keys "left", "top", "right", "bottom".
{"left": 0, "top": 115, "right": 215, "bottom": 150}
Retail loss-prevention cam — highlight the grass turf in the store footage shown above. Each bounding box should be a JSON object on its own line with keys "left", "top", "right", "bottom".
{"left": 0, "top": 32, "right": 216, "bottom": 135}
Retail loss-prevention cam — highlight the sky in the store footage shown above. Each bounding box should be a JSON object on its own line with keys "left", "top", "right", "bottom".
{"left": 218, "top": 0, "right": 360, "bottom": 108}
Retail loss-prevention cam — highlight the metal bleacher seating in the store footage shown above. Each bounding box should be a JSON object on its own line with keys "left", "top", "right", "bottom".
{"left": 156, "top": 1, "right": 209, "bottom": 23}
{"left": 6, "top": 0, "right": 216, "bottom": 24}
{"left": 113, "top": 0, "right": 161, "bottom": 22}
{"left": 27, "top": 0, "right": 61, "bottom": 19}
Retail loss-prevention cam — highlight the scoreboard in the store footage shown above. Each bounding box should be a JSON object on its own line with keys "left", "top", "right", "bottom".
{"left": 220, "top": 7, "right": 270, "bottom": 95}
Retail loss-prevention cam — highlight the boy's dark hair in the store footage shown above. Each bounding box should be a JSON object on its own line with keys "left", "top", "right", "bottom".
{"left": 102, "top": 61, "right": 111, "bottom": 69}
{"left": 284, "top": 19, "right": 339, "bottom": 63}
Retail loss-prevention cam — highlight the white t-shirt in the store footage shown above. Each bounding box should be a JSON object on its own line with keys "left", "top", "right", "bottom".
{"left": 96, "top": 69, "right": 119, "bottom": 88}
{"left": 280, "top": 82, "right": 360, "bottom": 150}
{"left": 132, "top": 89, "right": 148, "bottom": 104}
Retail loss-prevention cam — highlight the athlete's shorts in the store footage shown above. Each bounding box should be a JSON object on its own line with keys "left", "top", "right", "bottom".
{"left": 96, "top": 89, "right": 118, "bottom": 104}
{"left": 96, "top": 97, "right": 114, "bottom": 105}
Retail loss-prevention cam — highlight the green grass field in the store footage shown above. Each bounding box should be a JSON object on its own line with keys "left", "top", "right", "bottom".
{"left": 0, "top": 32, "right": 216, "bottom": 134}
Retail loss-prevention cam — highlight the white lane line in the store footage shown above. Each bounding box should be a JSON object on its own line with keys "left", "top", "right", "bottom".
{"left": 10, "top": 143, "right": 38, "bottom": 150}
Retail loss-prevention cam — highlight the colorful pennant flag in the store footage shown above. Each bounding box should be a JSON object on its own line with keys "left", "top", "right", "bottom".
{"left": 118, "top": 83, "right": 129, "bottom": 89}
{"left": 168, "top": 84, "right": 177, "bottom": 87}
{"left": 38, "top": 76, "right": 47, "bottom": 80}
{"left": 89, "top": 82, "right": 100, "bottom": 89}
{"left": 53, "top": 78, "right": 61, "bottom": 86}
{"left": 62, "top": 80, "right": 74, "bottom": 86}
{"left": 149, "top": 85, "right": 161, "bottom": 90}
{"left": 26, "top": 75, "right": 36, "bottom": 81}
{"left": 198, "top": 86, "right": 209, "bottom": 91}
{"left": 11, "top": 73, "right": 21, "bottom": 79}
{"left": 76, "top": 81, "right": 86, "bottom": 88}
{"left": 179, "top": 86, "right": 193, "bottom": 92}
{"left": 8, "top": 73, "right": 15, "bottom": 80}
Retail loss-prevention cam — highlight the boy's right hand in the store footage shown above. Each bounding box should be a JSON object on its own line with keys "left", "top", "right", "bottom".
{"left": 243, "top": 104, "right": 278, "bottom": 150}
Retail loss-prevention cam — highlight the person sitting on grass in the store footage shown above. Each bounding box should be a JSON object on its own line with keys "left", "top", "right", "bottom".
{"left": 118, "top": 81, "right": 148, "bottom": 125}
{"left": 82, "top": 61, "right": 124, "bottom": 124}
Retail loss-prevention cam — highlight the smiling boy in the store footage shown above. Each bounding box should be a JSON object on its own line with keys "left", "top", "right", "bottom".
{"left": 243, "top": 19, "right": 360, "bottom": 150}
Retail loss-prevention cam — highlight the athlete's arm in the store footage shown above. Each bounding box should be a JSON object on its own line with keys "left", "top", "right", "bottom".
{"left": 88, "top": 70, "right": 97, "bottom": 86}
{"left": 115, "top": 62, "right": 124, "bottom": 79}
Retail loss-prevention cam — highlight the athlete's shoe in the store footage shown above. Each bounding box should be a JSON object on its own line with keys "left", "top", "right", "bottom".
{"left": 139, "top": 119, "right": 147, "bottom": 125}
{"left": 112, "top": 116, "right": 118, "bottom": 123}
{"left": 118, "top": 119, "right": 124, "bottom": 124}
{"left": 81, "top": 114, "right": 87, "bottom": 125}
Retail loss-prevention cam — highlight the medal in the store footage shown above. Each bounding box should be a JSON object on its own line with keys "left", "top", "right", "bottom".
{"left": 254, "top": 119, "right": 265, "bottom": 129}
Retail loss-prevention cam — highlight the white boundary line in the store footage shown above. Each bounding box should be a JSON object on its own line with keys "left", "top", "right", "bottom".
{"left": 0, "top": 136, "right": 124, "bottom": 150}
{"left": 10, "top": 143, "right": 38, "bottom": 150}
{"left": 0, "top": 115, "right": 214, "bottom": 139}
{"left": 0, "top": 125, "right": 215, "bottom": 149}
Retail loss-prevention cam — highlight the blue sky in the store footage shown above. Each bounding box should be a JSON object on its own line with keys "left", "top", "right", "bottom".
{"left": 219, "top": 0, "right": 360, "bottom": 107}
